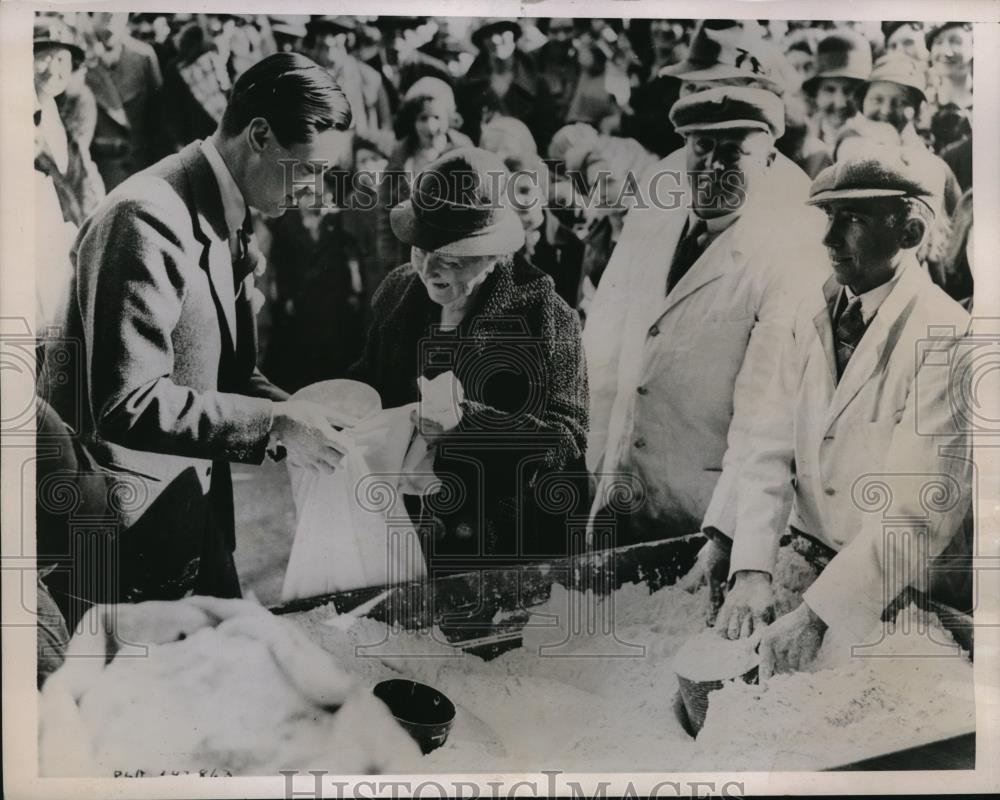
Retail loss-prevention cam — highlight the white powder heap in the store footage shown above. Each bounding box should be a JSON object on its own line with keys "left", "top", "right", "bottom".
{"left": 691, "top": 604, "right": 975, "bottom": 771}
{"left": 290, "top": 548, "right": 974, "bottom": 773}
{"left": 74, "top": 620, "right": 422, "bottom": 776}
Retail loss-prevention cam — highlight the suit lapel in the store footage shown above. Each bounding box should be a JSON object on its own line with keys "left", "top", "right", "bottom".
{"left": 180, "top": 142, "right": 239, "bottom": 352}
{"left": 651, "top": 213, "right": 744, "bottom": 324}
{"left": 824, "top": 262, "right": 922, "bottom": 431}
{"left": 813, "top": 274, "right": 841, "bottom": 383}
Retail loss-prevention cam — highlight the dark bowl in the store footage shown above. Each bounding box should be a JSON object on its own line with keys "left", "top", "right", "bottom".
{"left": 373, "top": 679, "right": 456, "bottom": 754}
{"left": 676, "top": 666, "right": 759, "bottom": 735}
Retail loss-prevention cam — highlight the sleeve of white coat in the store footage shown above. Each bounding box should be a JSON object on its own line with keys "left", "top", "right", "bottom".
{"left": 701, "top": 258, "right": 805, "bottom": 565}
{"left": 804, "top": 327, "right": 973, "bottom": 641}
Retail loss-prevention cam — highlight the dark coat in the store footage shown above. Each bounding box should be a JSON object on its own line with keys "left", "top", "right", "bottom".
{"left": 349, "top": 257, "right": 590, "bottom": 564}
{"left": 455, "top": 51, "right": 553, "bottom": 149}
{"left": 46, "top": 141, "right": 288, "bottom": 606}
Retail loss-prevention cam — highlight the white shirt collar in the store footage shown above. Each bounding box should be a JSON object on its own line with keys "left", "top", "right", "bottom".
{"left": 200, "top": 138, "right": 246, "bottom": 235}
{"left": 843, "top": 265, "right": 905, "bottom": 324}
{"left": 690, "top": 209, "right": 741, "bottom": 237}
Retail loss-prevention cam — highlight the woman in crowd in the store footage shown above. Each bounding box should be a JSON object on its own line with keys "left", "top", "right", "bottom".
{"left": 376, "top": 76, "right": 474, "bottom": 280}
{"left": 349, "top": 148, "right": 590, "bottom": 566}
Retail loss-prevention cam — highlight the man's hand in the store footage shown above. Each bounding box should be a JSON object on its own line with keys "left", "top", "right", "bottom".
{"left": 271, "top": 400, "right": 352, "bottom": 473}
{"left": 758, "top": 602, "right": 828, "bottom": 680}
{"left": 677, "top": 536, "right": 730, "bottom": 624}
{"left": 716, "top": 570, "right": 774, "bottom": 640}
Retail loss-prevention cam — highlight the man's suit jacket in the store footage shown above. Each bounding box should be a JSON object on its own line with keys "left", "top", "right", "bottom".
{"left": 728, "top": 257, "right": 973, "bottom": 639}
{"left": 49, "top": 140, "right": 288, "bottom": 602}
{"left": 584, "top": 160, "right": 827, "bottom": 543}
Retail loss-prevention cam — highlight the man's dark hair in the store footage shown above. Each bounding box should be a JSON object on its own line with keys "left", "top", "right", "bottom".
{"left": 220, "top": 52, "right": 352, "bottom": 146}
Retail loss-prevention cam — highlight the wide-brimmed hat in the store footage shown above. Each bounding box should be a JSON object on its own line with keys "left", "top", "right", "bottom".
{"left": 659, "top": 20, "right": 778, "bottom": 86}
{"left": 670, "top": 86, "right": 785, "bottom": 139}
{"left": 802, "top": 29, "right": 873, "bottom": 94}
{"left": 861, "top": 52, "right": 927, "bottom": 105}
{"left": 306, "top": 15, "right": 357, "bottom": 39}
{"left": 807, "top": 144, "right": 942, "bottom": 212}
{"left": 471, "top": 18, "right": 522, "bottom": 50}
{"left": 390, "top": 148, "right": 525, "bottom": 257}
{"left": 34, "top": 16, "right": 84, "bottom": 69}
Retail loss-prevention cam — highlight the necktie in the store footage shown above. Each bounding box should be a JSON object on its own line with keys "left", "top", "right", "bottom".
{"left": 666, "top": 217, "right": 708, "bottom": 295}
{"left": 834, "top": 296, "right": 866, "bottom": 380}
{"left": 233, "top": 209, "right": 254, "bottom": 295}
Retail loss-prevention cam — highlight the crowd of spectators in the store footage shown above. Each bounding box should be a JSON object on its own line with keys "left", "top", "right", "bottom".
{"left": 34, "top": 13, "right": 976, "bottom": 390}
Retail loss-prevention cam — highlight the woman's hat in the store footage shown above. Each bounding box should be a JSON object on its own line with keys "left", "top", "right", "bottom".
{"left": 34, "top": 16, "right": 84, "bottom": 69}
{"left": 802, "top": 29, "right": 873, "bottom": 95}
{"left": 471, "top": 18, "right": 522, "bottom": 50}
{"left": 404, "top": 76, "right": 456, "bottom": 112}
{"left": 862, "top": 52, "right": 928, "bottom": 105}
{"left": 925, "top": 22, "right": 972, "bottom": 49}
{"left": 390, "top": 148, "right": 525, "bottom": 257}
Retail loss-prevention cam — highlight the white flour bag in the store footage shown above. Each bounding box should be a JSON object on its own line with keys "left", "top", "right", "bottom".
{"left": 281, "top": 380, "right": 429, "bottom": 601}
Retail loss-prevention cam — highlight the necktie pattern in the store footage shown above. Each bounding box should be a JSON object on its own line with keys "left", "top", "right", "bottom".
{"left": 834, "top": 296, "right": 866, "bottom": 380}
{"left": 233, "top": 208, "right": 254, "bottom": 294}
{"left": 666, "top": 217, "right": 708, "bottom": 295}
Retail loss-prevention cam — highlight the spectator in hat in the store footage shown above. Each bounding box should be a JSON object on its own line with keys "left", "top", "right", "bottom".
{"left": 586, "top": 86, "right": 827, "bottom": 555}
{"left": 882, "top": 21, "right": 928, "bottom": 62}
{"left": 859, "top": 53, "right": 961, "bottom": 216}
{"left": 455, "top": 18, "right": 554, "bottom": 150}
{"left": 82, "top": 12, "right": 165, "bottom": 189}
{"left": 33, "top": 15, "right": 105, "bottom": 333}
{"left": 782, "top": 28, "right": 819, "bottom": 94}
{"left": 159, "top": 21, "right": 233, "bottom": 153}
{"left": 715, "top": 145, "right": 971, "bottom": 676}
{"left": 375, "top": 77, "right": 474, "bottom": 283}
{"left": 305, "top": 15, "right": 392, "bottom": 136}
{"left": 925, "top": 22, "right": 973, "bottom": 122}
{"left": 802, "top": 29, "right": 872, "bottom": 151}
{"left": 554, "top": 126, "right": 657, "bottom": 314}
{"left": 349, "top": 147, "right": 589, "bottom": 566}
{"left": 534, "top": 18, "right": 583, "bottom": 132}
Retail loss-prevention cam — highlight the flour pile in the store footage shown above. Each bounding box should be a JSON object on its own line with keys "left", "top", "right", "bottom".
{"left": 291, "top": 544, "right": 974, "bottom": 772}
{"left": 42, "top": 611, "right": 422, "bottom": 776}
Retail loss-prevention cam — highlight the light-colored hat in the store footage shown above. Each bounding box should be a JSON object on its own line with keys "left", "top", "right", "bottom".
{"left": 863, "top": 52, "right": 927, "bottom": 104}
{"left": 548, "top": 122, "right": 600, "bottom": 163}
{"left": 404, "top": 76, "right": 456, "bottom": 114}
{"left": 669, "top": 86, "right": 785, "bottom": 138}
{"left": 807, "top": 144, "right": 942, "bottom": 212}
{"left": 390, "top": 148, "right": 525, "bottom": 257}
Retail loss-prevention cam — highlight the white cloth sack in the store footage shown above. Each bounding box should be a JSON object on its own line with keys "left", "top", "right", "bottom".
{"left": 280, "top": 376, "right": 462, "bottom": 601}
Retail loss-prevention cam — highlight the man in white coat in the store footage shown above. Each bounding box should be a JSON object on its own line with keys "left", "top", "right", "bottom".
{"left": 714, "top": 147, "right": 972, "bottom": 676}
{"left": 584, "top": 86, "right": 827, "bottom": 550}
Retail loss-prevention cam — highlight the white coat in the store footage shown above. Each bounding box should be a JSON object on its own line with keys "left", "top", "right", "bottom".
{"left": 728, "top": 255, "right": 973, "bottom": 638}
{"left": 584, "top": 150, "right": 827, "bottom": 541}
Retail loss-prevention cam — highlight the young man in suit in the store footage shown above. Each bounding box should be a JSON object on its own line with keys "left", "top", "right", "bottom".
{"left": 43, "top": 53, "right": 355, "bottom": 623}
{"left": 715, "top": 146, "right": 972, "bottom": 676}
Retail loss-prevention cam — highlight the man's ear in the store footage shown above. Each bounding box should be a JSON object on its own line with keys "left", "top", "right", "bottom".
{"left": 246, "top": 117, "right": 271, "bottom": 154}
{"left": 900, "top": 217, "right": 927, "bottom": 250}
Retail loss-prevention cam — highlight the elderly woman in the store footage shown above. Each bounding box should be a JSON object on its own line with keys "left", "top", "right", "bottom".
{"left": 350, "top": 148, "right": 590, "bottom": 565}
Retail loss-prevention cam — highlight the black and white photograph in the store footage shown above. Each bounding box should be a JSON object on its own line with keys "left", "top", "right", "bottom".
{"left": 1, "top": 1, "right": 998, "bottom": 797}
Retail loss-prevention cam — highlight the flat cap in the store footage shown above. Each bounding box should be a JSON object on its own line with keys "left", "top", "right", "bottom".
{"left": 669, "top": 86, "right": 785, "bottom": 138}
{"left": 807, "top": 144, "right": 942, "bottom": 211}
